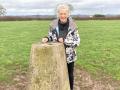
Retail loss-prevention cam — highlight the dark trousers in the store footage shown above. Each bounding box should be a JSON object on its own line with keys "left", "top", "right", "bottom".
{"left": 67, "top": 62, "right": 74, "bottom": 90}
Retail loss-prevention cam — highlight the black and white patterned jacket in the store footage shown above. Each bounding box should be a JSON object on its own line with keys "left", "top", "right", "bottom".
{"left": 47, "top": 17, "right": 80, "bottom": 64}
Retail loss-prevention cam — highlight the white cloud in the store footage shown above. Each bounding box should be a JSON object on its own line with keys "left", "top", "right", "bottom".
{"left": 0, "top": 0, "right": 120, "bottom": 15}
{"left": 7, "top": 8, "right": 54, "bottom": 15}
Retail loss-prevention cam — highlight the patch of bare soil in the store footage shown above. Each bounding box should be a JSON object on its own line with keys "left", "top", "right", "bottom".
{"left": 74, "top": 65, "right": 120, "bottom": 90}
{"left": 0, "top": 72, "right": 28, "bottom": 90}
{"left": 0, "top": 65, "right": 120, "bottom": 90}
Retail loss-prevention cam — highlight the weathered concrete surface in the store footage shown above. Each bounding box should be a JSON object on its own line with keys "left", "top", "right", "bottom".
{"left": 27, "top": 42, "right": 70, "bottom": 90}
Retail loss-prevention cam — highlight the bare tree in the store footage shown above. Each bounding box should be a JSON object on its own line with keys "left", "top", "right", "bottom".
{"left": 0, "top": 4, "right": 6, "bottom": 16}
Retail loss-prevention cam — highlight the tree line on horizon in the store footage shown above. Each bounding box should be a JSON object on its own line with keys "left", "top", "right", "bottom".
{"left": 0, "top": 4, "right": 120, "bottom": 21}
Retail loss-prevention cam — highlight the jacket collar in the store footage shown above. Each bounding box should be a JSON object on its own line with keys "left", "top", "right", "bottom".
{"left": 51, "top": 17, "right": 76, "bottom": 32}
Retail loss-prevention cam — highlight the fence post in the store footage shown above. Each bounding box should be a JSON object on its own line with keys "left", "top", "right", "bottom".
{"left": 28, "top": 42, "right": 70, "bottom": 90}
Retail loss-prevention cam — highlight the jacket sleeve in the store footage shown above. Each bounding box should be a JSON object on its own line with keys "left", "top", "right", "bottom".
{"left": 47, "top": 22, "right": 58, "bottom": 42}
{"left": 64, "top": 28, "right": 80, "bottom": 48}
{"left": 47, "top": 25, "right": 53, "bottom": 41}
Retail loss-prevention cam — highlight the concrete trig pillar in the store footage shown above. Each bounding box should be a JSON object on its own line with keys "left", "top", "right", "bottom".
{"left": 28, "top": 42, "right": 70, "bottom": 90}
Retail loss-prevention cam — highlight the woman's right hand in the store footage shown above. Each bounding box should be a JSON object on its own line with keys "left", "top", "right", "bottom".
{"left": 42, "top": 38, "right": 48, "bottom": 43}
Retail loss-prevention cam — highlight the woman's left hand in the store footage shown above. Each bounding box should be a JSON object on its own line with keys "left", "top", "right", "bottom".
{"left": 58, "top": 38, "right": 64, "bottom": 43}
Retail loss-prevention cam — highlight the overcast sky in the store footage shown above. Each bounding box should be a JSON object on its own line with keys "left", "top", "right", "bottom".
{"left": 0, "top": 0, "right": 120, "bottom": 16}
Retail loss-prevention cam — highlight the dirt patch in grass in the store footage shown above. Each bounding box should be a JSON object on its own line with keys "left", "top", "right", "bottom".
{"left": 74, "top": 65, "right": 120, "bottom": 90}
{"left": 0, "top": 65, "right": 120, "bottom": 90}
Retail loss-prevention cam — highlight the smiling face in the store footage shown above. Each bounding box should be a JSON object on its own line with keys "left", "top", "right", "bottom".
{"left": 58, "top": 8, "right": 69, "bottom": 23}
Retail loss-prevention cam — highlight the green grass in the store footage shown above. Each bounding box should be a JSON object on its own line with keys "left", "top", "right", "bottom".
{"left": 0, "top": 20, "right": 49, "bottom": 83}
{"left": 76, "top": 20, "right": 120, "bottom": 79}
{"left": 0, "top": 20, "right": 120, "bottom": 83}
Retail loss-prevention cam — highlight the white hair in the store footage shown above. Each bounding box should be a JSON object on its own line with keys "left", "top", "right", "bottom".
{"left": 56, "top": 3, "right": 72, "bottom": 18}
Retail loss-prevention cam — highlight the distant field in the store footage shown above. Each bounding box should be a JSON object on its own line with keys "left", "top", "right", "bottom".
{"left": 0, "top": 20, "right": 120, "bottom": 84}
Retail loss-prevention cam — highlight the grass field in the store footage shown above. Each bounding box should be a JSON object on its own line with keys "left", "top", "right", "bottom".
{"left": 0, "top": 20, "right": 120, "bottom": 84}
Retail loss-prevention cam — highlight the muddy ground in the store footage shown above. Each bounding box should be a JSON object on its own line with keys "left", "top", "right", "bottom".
{"left": 0, "top": 65, "right": 120, "bottom": 90}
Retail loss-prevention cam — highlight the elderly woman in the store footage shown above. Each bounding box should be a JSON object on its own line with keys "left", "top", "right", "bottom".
{"left": 42, "top": 3, "right": 80, "bottom": 90}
